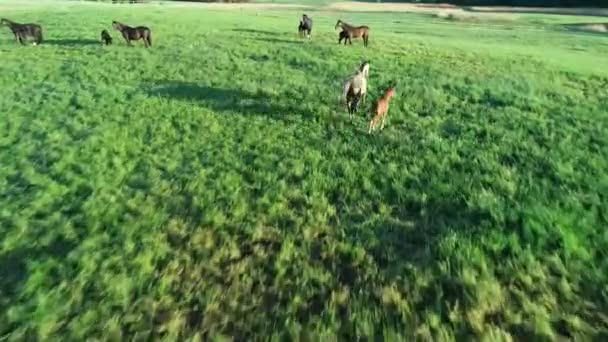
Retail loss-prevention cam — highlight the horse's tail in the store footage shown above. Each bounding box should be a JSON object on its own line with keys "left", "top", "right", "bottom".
{"left": 341, "top": 80, "right": 351, "bottom": 103}
{"left": 147, "top": 31, "right": 152, "bottom": 46}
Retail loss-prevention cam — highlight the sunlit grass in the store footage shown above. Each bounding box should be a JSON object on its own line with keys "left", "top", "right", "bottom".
{"left": 0, "top": 1, "right": 607, "bottom": 340}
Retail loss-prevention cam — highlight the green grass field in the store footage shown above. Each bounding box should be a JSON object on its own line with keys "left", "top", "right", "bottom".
{"left": 1, "top": 1, "right": 607, "bottom": 340}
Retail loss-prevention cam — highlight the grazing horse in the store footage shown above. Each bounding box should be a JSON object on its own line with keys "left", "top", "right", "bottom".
{"left": 369, "top": 87, "right": 397, "bottom": 134}
{"left": 298, "top": 14, "right": 313, "bottom": 39}
{"left": 335, "top": 20, "right": 369, "bottom": 47}
{"left": 112, "top": 21, "right": 151, "bottom": 47}
{"left": 341, "top": 61, "right": 370, "bottom": 119}
{"left": 101, "top": 29, "right": 112, "bottom": 45}
{"left": 0, "top": 18, "right": 43, "bottom": 45}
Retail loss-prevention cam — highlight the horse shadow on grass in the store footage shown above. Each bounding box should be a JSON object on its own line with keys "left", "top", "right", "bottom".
{"left": 231, "top": 28, "right": 277, "bottom": 36}
{"left": 45, "top": 39, "right": 101, "bottom": 47}
{"left": 0, "top": 234, "right": 76, "bottom": 302}
{"left": 248, "top": 37, "right": 302, "bottom": 45}
{"left": 148, "top": 81, "right": 315, "bottom": 121}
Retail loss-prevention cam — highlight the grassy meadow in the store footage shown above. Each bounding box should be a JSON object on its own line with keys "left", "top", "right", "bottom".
{"left": 1, "top": 0, "right": 608, "bottom": 340}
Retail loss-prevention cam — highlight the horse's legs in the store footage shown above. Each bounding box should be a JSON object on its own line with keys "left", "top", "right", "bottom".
{"left": 18, "top": 35, "right": 25, "bottom": 45}
{"left": 123, "top": 33, "right": 132, "bottom": 46}
{"left": 380, "top": 116, "right": 386, "bottom": 130}
{"left": 348, "top": 37, "right": 353, "bottom": 45}
{"left": 368, "top": 120, "right": 374, "bottom": 134}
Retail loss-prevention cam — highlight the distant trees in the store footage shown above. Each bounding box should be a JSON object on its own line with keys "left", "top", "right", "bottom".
{"left": 381, "top": 0, "right": 606, "bottom": 7}
{"left": 164, "top": 0, "right": 251, "bottom": 2}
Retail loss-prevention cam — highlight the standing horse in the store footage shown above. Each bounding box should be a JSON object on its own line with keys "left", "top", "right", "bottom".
{"left": 335, "top": 20, "right": 369, "bottom": 47}
{"left": 0, "top": 18, "right": 43, "bottom": 45}
{"left": 112, "top": 21, "right": 151, "bottom": 47}
{"left": 341, "top": 61, "right": 370, "bottom": 119}
{"left": 298, "top": 14, "right": 313, "bottom": 39}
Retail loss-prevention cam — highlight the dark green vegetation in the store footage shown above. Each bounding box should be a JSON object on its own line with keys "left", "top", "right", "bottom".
{"left": 1, "top": 1, "right": 608, "bottom": 340}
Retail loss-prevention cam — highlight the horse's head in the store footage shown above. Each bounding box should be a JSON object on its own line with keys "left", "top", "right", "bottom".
{"left": 386, "top": 87, "right": 397, "bottom": 99}
{"left": 112, "top": 21, "right": 121, "bottom": 31}
{"left": 335, "top": 20, "right": 342, "bottom": 30}
{"left": 0, "top": 18, "right": 9, "bottom": 26}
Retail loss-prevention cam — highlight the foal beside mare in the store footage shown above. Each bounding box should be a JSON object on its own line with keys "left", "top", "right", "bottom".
{"left": 298, "top": 14, "right": 313, "bottom": 39}
{"left": 0, "top": 18, "right": 43, "bottom": 45}
{"left": 369, "top": 87, "right": 397, "bottom": 134}
{"left": 335, "top": 20, "right": 370, "bottom": 47}
{"left": 101, "top": 30, "right": 113, "bottom": 45}
{"left": 112, "top": 21, "right": 151, "bottom": 47}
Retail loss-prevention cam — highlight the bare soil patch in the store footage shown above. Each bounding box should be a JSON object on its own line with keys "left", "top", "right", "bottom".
{"left": 328, "top": 2, "right": 608, "bottom": 17}
{"left": 564, "top": 22, "right": 608, "bottom": 33}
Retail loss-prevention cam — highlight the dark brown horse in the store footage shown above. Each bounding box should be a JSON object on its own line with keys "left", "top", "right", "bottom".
{"left": 101, "top": 29, "right": 112, "bottom": 45}
{"left": 298, "top": 14, "right": 313, "bottom": 39}
{"left": 112, "top": 21, "right": 151, "bottom": 47}
{"left": 0, "top": 18, "right": 43, "bottom": 45}
{"left": 335, "top": 20, "right": 369, "bottom": 47}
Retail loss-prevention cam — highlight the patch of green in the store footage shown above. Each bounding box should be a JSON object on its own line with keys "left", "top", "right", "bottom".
{"left": 0, "top": 2, "right": 607, "bottom": 340}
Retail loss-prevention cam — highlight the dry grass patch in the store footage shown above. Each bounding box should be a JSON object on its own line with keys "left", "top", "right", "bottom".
{"left": 565, "top": 23, "right": 608, "bottom": 33}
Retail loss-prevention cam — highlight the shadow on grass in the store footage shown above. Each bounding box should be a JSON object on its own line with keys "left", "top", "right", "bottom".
{"left": 45, "top": 39, "right": 101, "bottom": 46}
{"left": 248, "top": 36, "right": 302, "bottom": 45}
{"left": 0, "top": 235, "right": 75, "bottom": 298}
{"left": 231, "top": 28, "right": 277, "bottom": 36}
{"left": 148, "top": 81, "right": 314, "bottom": 121}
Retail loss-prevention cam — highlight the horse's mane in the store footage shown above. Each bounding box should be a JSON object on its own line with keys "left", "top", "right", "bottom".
{"left": 0, "top": 18, "right": 15, "bottom": 25}
{"left": 337, "top": 20, "right": 353, "bottom": 29}
{"left": 112, "top": 21, "right": 131, "bottom": 30}
{"left": 337, "top": 20, "right": 369, "bottom": 30}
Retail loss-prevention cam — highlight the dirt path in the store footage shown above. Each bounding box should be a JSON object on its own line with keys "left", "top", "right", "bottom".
{"left": 327, "top": 2, "right": 608, "bottom": 17}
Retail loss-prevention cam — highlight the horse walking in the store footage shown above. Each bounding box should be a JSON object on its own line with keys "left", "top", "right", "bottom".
{"left": 298, "top": 14, "right": 313, "bottom": 39}
{"left": 112, "top": 21, "right": 151, "bottom": 47}
{"left": 369, "top": 87, "right": 397, "bottom": 134}
{"left": 335, "top": 20, "right": 369, "bottom": 47}
{"left": 341, "top": 61, "right": 370, "bottom": 119}
{"left": 0, "top": 18, "right": 43, "bottom": 45}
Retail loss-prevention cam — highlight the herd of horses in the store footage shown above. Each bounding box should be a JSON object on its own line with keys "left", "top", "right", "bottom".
{"left": 0, "top": 18, "right": 151, "bottom": 47}
{"left": 1, "top": 14, "right": 394, "bottom": 133}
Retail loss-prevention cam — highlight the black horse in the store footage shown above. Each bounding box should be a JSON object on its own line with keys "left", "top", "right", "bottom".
{"left": 112, "top": 21, "right": 151, "bottom": 47}
{"left": 0, "top": 18, "right": 43, "bottom": 45}
{"left": 338, "top": 30, "right": 349, "bottom": 45}
{"left": 101, "top": 29, "right": 112, "bottom": 45}
{"left": 298, "top": 14, "right": 312, "bottom": 39}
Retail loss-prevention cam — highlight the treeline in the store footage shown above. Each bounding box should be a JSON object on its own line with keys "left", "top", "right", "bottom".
{"left": 380, "top": 0, "right": 606, "bottom": 7}
{"left": 91, "top": 0, "right": 607, "bottom": 6}
{"left": 101, "top": 0, "right": 250, "bottom": 3}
